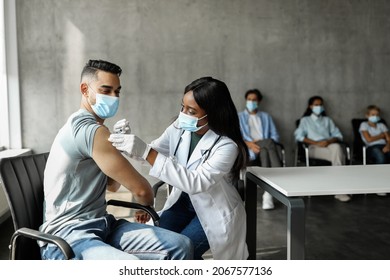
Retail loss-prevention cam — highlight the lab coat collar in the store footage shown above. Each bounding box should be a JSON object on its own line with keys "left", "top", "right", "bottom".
{"left": 186, "top": 129, "right": 220, "bottom": 168}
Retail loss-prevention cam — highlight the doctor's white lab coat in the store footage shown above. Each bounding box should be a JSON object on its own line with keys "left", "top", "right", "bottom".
{"left": 149, "top": 123, "right": 248, "bottom": 260}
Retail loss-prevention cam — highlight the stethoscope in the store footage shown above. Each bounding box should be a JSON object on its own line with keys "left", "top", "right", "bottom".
{"left": 173, "top": 129, "right": 222, "bottom": 164}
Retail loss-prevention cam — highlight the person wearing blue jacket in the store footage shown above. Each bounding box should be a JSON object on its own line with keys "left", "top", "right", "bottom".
{"left": 238, "top": 89, "right": 281, "bottom": 210}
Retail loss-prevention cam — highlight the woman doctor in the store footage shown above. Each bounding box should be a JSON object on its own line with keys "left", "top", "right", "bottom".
{"left": 109, "top": 77, "right": 249, "bottom": 260}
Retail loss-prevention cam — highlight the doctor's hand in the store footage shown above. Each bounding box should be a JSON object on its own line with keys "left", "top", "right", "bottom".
{"left": 108, "top": 134, "right": 151, "bottom": 160}
{"left": 113, "top": 119, "right": 131, "bottom": 134}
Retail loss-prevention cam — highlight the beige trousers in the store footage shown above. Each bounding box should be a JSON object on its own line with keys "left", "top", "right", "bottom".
{"left": 308, "top": 143, "right": 345, "bottom": 166}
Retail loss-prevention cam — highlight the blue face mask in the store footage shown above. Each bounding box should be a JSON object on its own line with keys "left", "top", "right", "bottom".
{"left": 368, "top": 115, "right": 380, "bottom": 123}
{"left": 312, "top": 105, "right": 324, "bottom": 115}
{"left": 246, "top": 101, "right": 258, "bottom": 112}
{"left": 177, "top": 111, "right": 208, "bottom": 132}
{"left": 91, "top": 93, "right": 119, "bottom": 119}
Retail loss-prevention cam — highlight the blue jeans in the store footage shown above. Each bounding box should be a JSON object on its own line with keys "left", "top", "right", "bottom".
{"left": 367, "top": 144, "right": 390, "bottom": 164}
{"left": 159, "top": 192, "right": 209, "bottom": 260}
{"left": 40, "top": 214, "right": 193, "bottom": 260}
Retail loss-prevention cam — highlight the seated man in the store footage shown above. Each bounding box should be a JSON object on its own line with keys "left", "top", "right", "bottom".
{"left": 39, "top": 59, "right": 192, "bottom": 260}
{"left": 238, "top": 89, "right": 282, "bottom": 210}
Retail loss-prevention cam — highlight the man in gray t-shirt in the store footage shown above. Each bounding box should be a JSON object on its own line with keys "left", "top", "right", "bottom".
{"left": 39, "top": 59, "right": 192, "bottom": 260}
{"left": 40, "top": 109, "right": 107, "bottom": 235}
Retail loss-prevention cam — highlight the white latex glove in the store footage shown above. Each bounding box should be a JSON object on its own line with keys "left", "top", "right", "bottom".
{"left": 113, "top": 119, "right": 131, "bottom": 134}
{"left": 108, "top": 134, "right": 151, "bottom": 160}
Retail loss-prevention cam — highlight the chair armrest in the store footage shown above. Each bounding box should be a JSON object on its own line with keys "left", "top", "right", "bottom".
{"left": 275, "top": 142, "right": 284, "bottom": 150}
{"left": 337, "top": 141, "right": 351, "bottom": 164}
{"left": 152, "top": 180, "right": 166, "bottom": 197}
{"left": 363, "top": 145, "right": 367, "bottom": 165}
{"left": 297, "top": 142, "right": 310, "bottom": 167}
{"left": 107, "top": 200, "right": 160, "bottom": 226}
{"left": 10, "top": 227, "right": 75, "bottom": 260}
{"left": 275, "top": 142, "right": 286, "bottom": 167}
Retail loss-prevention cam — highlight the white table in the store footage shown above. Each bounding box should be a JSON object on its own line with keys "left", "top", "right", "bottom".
{"left": 245, "top": 165, "right": 390, "bottom": 260}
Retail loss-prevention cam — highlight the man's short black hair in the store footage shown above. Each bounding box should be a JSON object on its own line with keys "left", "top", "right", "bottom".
{"left": 81, "top": 59, "right": 122, "bottom": 81}
{"left": 244, "top": 89, "right": 263, "bottom": 101}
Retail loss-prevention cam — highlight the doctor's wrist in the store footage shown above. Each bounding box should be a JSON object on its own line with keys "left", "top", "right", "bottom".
{"left": 141, "top": 144, "right": 151, "bottom": 160}
{"left": 145, "top": 148, "right": 158, "bottom": 166}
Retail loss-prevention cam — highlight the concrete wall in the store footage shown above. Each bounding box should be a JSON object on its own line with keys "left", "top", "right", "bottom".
{"left": 16, "top": 0, "right": 390, "bottom": 166}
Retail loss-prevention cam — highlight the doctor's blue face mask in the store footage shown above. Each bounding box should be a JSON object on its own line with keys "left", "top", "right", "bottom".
{"left": 177, "top": 111, "right": 208, "bottom": 132}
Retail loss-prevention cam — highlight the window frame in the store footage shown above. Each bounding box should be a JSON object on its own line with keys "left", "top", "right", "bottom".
{"left": 0, "top": 0, "right": 21, "bottom": 149}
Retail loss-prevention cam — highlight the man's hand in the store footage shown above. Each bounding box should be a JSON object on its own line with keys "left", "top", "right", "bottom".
{"left": 246, "top": 141, "right": 261, "bottom": 154}
{"left": 134, "top": 210, "right": 151, "bottom": 223}
{"left": 109, "top": 134, "right": 151, "bottom": 160}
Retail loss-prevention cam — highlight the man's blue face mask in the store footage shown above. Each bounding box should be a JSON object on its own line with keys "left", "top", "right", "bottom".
{"left": 91, "top": 93, "right": 119, "bottom": 119}
{"left": 246, "top": 100, "right": 258, "bottom": 112}
{"left": 177, "top": 111, "right": 208, "bottom": 132}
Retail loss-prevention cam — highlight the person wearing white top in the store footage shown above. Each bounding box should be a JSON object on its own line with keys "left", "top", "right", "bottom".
{"left": 294, "top": 96, "right": 350, "bottom": 202}
{"left": 238, "top": 89, "right": 282, "bottom": 210}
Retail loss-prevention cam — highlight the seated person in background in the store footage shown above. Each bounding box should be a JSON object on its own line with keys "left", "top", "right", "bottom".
{"left": 238, "top": 89, "right": 281, "bottom": 210}
{"left": 294, "top": 95, "right": 350, "bottom": 202}
{"left": 359, "top": 105, "right": 390, "bottom": 165}
{"left": 39, "top": 59, "right": 192, "bottom": 260}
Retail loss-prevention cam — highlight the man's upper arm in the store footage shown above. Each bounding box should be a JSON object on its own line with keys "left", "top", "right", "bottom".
{"left": 92, "top": 126, "right": 153, "bottom": 205}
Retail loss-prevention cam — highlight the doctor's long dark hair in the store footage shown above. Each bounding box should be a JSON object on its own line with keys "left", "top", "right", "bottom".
{"left": 184, "top": 77, "right": 249, "bottom": 182}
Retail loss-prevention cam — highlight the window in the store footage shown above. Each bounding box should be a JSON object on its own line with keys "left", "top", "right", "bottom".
{"left": 0, "top": 0, "right": 21, "bottom": 149}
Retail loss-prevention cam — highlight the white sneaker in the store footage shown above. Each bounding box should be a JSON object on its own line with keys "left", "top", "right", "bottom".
{"left": 334, "top": 194, "right": 351, "bottom": 202}
{"left": 376, "top": 193, "right": 387, "bottom": 197}
{"left": 262, "top": 191, "right": 274, "bottom": 210}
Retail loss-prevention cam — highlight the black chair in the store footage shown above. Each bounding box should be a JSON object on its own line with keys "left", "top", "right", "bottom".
{"left": 294, "top": 119, "right": 351, "bottom": 166}
{"left": 351, "top": 118, "right": 388, "bottom": 165}
{"left": 0, "top": 152, "right": 159, "bottom": 260}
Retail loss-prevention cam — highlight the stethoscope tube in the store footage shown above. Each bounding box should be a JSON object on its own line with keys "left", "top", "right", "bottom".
{"left": 173, "top": 129, "right": 221, "bottom": 164}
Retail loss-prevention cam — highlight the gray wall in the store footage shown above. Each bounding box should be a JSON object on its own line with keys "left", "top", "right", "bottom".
{"left": 16, "top": 0, "right": 390, "bottom": 166}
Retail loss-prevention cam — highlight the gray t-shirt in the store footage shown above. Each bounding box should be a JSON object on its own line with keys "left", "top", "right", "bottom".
{"left": 39, "top": 109, "right": 107, "bottom": 237}
{"left": 359, "top": 121, "right": 388, "bottom": 146}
